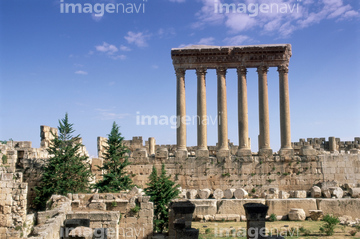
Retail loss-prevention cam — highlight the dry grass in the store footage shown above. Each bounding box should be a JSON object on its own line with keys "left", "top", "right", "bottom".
{"left": 193, "top": 220, "right": 360, "bottom": 239}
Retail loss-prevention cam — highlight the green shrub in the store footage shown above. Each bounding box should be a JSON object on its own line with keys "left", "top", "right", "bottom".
{"left": 2, "top": 155, "right": 7, "bottom": 164}
{"left": 319, "top": 214, "right": 340, "bottom": 236}
{"left": 269, "top": 213, "right": 277, "bottom": 222}
{"left": 299, "top": 226, "right": 311, "bottom": 236}
{"left": 205, "top": 228, "right": 211, "bottom": 234}
{"left": 131, "top": 205, "right": 140, "bottom": 213}
{"left": 111, "top": 201, "right": 117, "bottom": 207}
{"left": 251, "top": 188, "right": 256, "bottom": 193}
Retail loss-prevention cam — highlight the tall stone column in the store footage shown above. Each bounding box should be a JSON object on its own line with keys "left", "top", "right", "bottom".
{"left": 176, "top": 68, "right": 188, "bottom": 158}
{"left": 237, "top": 67, "right": 251, "bottom": 157}
{"left": 278, "top": 65, "right": 294, "bottom": 156}
{"left": 196, "top": 67, "right": 209, "bottom": 158}
{"left": 257, "top": 66, "right": 272, "bottom": 156}
{"left": 217, "top": 67, "right": 229, "bottom": 157}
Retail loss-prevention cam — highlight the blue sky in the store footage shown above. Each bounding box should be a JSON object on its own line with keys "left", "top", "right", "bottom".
{"left": 0, "top": 0, "right": 359, "bottom": 157}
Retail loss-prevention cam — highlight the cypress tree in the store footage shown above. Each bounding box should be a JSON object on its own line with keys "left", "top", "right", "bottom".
{"left": 94, "top": 122, "right": 133, "bottom": 193}
{"left": 145, "top": 164, "right": 180, "bottom": 233}
{"left": 34, "top": 113, "right": 92, "bottom": 209}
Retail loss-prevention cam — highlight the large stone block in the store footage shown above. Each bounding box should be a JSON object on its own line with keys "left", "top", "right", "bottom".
{"left": 217, "top": 199, "right": 265, "bottom": 216}
{"left": 310, "top": 186, "right": 321, "bottom": 198}
{"left": 233, "top": 189, "right": 248, "bottom": 199}
{"left": 350, "top": 188, "right": 360, "bottom": 198}
{"left": 189, "top": 199, "right": 217, "bottom": 217}
{"left": 316, "top": 199, "right": 360, "bottom": 219}
{"left": 288, "top": 208, "right": 306, "bottom": 221}
{"left": 213, "top": 189, "right": 224, "bottom": 200}
{"left": 266, "top": 199, "right": 317, "bottom": 217}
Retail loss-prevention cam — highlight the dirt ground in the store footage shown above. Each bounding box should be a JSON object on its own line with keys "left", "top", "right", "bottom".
{"left": 193, "top": 220, "right": 360, "bottom": 239}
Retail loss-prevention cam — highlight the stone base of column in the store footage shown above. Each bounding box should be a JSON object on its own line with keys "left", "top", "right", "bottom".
{"left": 237, "top": 148, "right": 252, "bottom": 157}
{"left": 279, "top": 148, "right": 294, "bottom": 157}
{"left": 259, "top": 148, "right": 273, "bottom": 157}
{"left": 196, "top": 149, "right": 209, "bottom": 158}
{"left": 176, "top": 149, "right": 188, "bottom": 160}
{"left": 217, "top": 149, "right": 230, "bottom": 160}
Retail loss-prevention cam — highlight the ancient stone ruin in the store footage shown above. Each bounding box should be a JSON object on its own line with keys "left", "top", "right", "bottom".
{"left": 0, "top": 44, "right": 359, "bottom": 239}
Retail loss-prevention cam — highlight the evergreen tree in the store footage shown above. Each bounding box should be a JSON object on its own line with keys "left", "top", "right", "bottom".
{"left": 145, "top": 164, "right": 180, "bottom": 233}
{"left": 94, "top": 122, "right": 133, "bottom": 193}
{"left": 34, "top": 113, "right": 92, "bottom": 209}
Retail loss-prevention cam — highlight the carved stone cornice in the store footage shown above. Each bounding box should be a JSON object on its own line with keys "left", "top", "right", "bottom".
{"left": 237, "top": 66, "right": 247, "bottom": 75}
{"left": 171, "top": 44, "right": 292, "bottom": 69}
{"left": 278, "top": 65, "right": 289, "bottom": 74}
{"left": 216, "top": 67, "right": 227, "bottom": 76}
{"left": 175, "top": 68, "right": 186, "bottom": 77}
{"left": 196, "top": 67, "right": 207, "bottom": 76}
{"left": 257, "top": 66, "right": 269, "bottom": 74}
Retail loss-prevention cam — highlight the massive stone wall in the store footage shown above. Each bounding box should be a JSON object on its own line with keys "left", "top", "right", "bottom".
{"left": 92, "top": 136, "right": 359, "bottom": 193}
{"left": 123, "top": 153, "right": 360, "bottom": 193}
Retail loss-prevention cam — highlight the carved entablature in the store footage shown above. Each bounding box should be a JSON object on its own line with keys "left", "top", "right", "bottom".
{"left": 171, "top": 44, "right": 292, "bottom": 69}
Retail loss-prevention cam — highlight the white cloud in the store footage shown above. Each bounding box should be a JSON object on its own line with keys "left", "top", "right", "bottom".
{"left": 178, "top": 37, "right": 217, "bottom": 48}
{"left": 95, "top": 42, "right": 118, "bottom": 54}
{"left": 124, "top": 31, "right": 150, "bottom": 47}
{"left": 95, "top": 108, "right": 131, "bottom": 120}
{"left": 223, "top": 35, "right": 250, "bottom": 45}
{"left": 75, "top": 70, "right": 88, "bottom": 75}
{"left": 119, "top": 45, "right": 131, "bottom": 51}
{"left": 110, "top": 55, "right": 127, "bottom": 60}
{"left": 194, "top": 0, "right": 359, "bottom": 38}
{"left": 198, "top": 37, "right": 215, "bottom": 45}
{"left": 169, "top": 0, "right": 186, "bottom": 2}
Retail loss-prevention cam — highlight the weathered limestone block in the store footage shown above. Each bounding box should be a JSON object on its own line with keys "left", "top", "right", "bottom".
{"left": 322, "top": 189, "right": 331, "bottom": 198}
{"left": 269, "top": 188, "right": 279, "bottom": 195}
{"left": 329, "top": 187, "right": 343, "bottom": 199}
{"left": 291, "top": 190, "right": 307, "bottom": 198}
{"left": 266, "top": 199, "right": 317, "bottom": 217}
{"left": 234, "top": 189, "right": 248, "bottom": 199}
{"left": 213, "top": 189, "right": 224, "bottom": 200}
{"left": 155, "top": 147, "right": 168, "bottom": 159}
{"left": 186, "top": 189, "right": 198, "bottom": 199}
{"left": 217, "top": 199, "right": 266, "bottom": 216}
{"left": 223, "top": 189, "right": 235, "bottom": 199}
{"left": 288, "top": 208, "right": 306, "bottom": 221}
{"left": 194, "top": 215, "right": 203, "bottom": 221}
{"left": 349, "top": 188, "right": 360, "bottom": 198}
{"left": 310, "top": 186, "right": 321, "bottom": 198}
{"left": 309, "top": 210, "right": 323, "bottom": 221}
{"left": 203, "top": 215, "right": 214, "bottom": 221}
{"left": 316, "top": 199, "right": 360, "bottom": 219}
{"left": 279, "top": 191, "right": 290, "bottom": 199}
{"left": 88, "top": 202, "right": 106, "bottom": 210}
{"left": 197, "top": 189, "right": 211, "bottom": 199}
{"left": 189, "top": 199, "right": 217, "bottom": 217}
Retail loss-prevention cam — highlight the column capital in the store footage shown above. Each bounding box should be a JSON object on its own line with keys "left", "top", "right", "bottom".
{"left": 216, "top": 67, "right": 227, "bottom": 75}
{"left": 196, "top": 67, "right": 207, "bottom": 75}
{"left": 175, "top": 67, "right": 186, "bottom": 76}
{"left": 237, "top": 66, "right": 247, "bottom": 75}
{"left": 278, "top": 65, "right": 289, "bottom": 74}
{"left": 257, "top": 66, "right": 269, "bottom": 74}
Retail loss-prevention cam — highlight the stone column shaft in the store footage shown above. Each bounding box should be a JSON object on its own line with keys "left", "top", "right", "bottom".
{"left": 217, "top": 67, "right": 229, "bottom": 152}
{"left": 196, "top": 68, "right": 208, "bottom": 156}
{"left": 278, "top": 65, "right": 293, "bottom": 153}
{"left": 176, "top": 68, "right": 187, "bottom": 154}
{"left": 257, "top": 66, "right": 272, "bottom": 156}
{"left": 237, "top": 67, "right": 251, "bottom": 156}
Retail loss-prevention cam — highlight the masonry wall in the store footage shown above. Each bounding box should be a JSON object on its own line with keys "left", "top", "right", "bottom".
{"left": 0, "top": 170, "right": 28, "bottom": 239}
{"left": 125, "top": 153, "right": 360, "bottom": 193}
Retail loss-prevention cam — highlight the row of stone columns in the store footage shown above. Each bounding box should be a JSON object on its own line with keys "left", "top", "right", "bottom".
{"left": 175, "top": 65, "right": 293, "bottom": 158}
